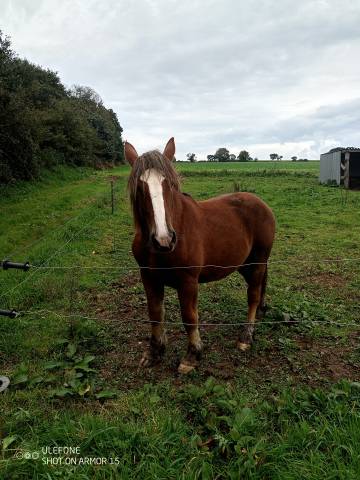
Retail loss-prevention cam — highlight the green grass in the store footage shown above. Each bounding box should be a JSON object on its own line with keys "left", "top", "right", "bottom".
{"left": 0, "top": 162, "right": 360, "bottom": 479}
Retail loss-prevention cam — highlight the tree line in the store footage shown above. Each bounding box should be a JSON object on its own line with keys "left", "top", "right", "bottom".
{"left": 185, "top": 149, "right": 309, "bottom": 162}
{"left": 207, "top": 148, "right": 255, "bottom": 162}
{"left": 0, "top": 31, "right": 124, "bottom": 183}
{"left": 185, "top": 149, "right": 256, "bottom": 163}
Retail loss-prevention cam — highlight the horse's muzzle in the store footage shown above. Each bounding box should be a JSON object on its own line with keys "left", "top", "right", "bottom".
{"left": 151, "top": 230, "right": 177, "bottom": 252}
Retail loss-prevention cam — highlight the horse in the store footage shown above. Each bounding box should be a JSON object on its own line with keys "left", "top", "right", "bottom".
{"left": 125, "top": 138, "right": 275, "bottom": 374}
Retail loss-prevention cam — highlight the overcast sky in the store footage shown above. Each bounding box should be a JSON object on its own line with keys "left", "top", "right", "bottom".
{"left": 2, "top": 0, "right": 360, "bottom": 160}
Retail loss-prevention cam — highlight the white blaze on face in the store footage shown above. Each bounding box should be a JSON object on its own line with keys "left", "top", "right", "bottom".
{"left": 140, "top": 168, "right": 169, "bottom": 245}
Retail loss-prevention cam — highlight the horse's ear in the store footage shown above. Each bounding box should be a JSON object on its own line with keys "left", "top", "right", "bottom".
{"left": 163, "top": 137, "right": 175, "bottom": 162}
{"left": 124, "top": 141, "right": 138, "bottom": 166}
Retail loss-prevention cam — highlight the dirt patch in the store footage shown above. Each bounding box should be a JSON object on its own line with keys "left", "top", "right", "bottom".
{"left": 311, "top": 272, "right": 346, "bottom": 288}
{"left": 89, "top": 274, "right": 360, "bottom": 390}
{"left": 294, "top": 332, "right": 360, "bottom": 382}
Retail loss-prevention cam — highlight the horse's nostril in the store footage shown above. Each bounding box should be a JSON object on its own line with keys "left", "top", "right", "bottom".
{"left": 151, "top": 231, "right": 176, "bottom": 251}
{"left": 151, "top": 234, "right": 159, "bottom": 248}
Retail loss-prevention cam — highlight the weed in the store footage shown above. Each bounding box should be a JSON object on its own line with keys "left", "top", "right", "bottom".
{"left": 1, "top": 162, "right": 359, "bottom": 478}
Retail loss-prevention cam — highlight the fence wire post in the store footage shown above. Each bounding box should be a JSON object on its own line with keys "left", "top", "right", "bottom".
{"left": 1, "top": 260, "right": 30, "bottom": 271}
{"left": 1, "top": 258, "right": 30, "bottom": 320}
{"left": 0, "top": 309, "right": 19, "bottom": 318}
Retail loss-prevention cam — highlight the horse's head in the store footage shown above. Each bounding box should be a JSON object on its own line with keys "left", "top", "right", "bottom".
{"left": 126, "top": 138, "right": 179, "bottom": 252}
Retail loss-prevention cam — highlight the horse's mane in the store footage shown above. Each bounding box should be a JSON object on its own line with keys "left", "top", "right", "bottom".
{"left": 128, "top": 150, "right": 180, "bottom": 209}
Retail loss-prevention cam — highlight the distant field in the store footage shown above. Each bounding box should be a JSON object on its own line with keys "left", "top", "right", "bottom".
{"left": 0, "top": 161, "right": 359, "bottom": 479}
{"left": 176, "top": 159, "right": 320, "bottom": 171}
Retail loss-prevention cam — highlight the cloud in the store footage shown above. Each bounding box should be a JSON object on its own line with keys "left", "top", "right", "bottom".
{"left": 1, "top": 0, "right": 360, "bottom": 159}
{"left": 269, "top": 99, "right": 360, "bottom": 143}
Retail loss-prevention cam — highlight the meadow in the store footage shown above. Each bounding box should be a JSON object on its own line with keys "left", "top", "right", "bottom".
{"left": 0, "top": 161, "right": 359, "bottom": 479}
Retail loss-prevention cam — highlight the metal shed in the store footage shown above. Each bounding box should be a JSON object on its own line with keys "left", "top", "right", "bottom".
{"left": 320, "top": 147, "right": 360, "bottom": 189}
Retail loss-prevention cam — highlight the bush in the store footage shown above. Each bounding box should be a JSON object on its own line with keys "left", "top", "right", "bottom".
{"left": 0, "top": 30, "right": 124, "bottom": 183}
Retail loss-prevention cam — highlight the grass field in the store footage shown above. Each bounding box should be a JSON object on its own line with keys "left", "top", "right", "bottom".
{"left": 0, "top": 161, "right": 359, "bottom": 479}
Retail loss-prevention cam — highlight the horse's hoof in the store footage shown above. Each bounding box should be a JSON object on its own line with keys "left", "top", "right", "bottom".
{"left": 139, "top": 352, "right": 153, "bottom": 367}
{"left": 178, "top": 362, "right": 195, "bottom": 374}
{"left": 237, "top": 341, "right": 251, "bottom": 351}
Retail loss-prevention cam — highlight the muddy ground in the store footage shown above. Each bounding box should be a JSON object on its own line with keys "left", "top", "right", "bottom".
{"left": 83, "top": 272, "right": 360, "bottom": 391}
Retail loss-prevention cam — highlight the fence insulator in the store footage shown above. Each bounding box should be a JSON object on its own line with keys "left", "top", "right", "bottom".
{"left": 0, "top": 309, "right": 19, "bottom": 318}
{"left": 0, "top": 376, "right": 10, "bottom": 393}
{"left": 1, "top": 260, "right": 30, "bottom": 271}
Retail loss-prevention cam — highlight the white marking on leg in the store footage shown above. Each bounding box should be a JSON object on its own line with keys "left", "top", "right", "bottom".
{"left": 178, "top": 363, "right": 195, "bottom": 374}
{"left": 152, "top": 304, "right": 166, "bottom": 342}
{"left": 190, "top": 328, "right": 202, "bottom": 350}
{"left": 140, "top": 169, "right": 169, "bottom": 245}
{"left": 237, "top": 342, "right": 251, "bottom": 351}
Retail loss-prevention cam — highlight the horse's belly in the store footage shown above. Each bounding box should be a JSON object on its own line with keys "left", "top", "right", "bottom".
{"left": 198, "top": 266, "right": 238, "bottom": 283}
{"left": 199, "top": 234, "right": 252, "bottom": 283}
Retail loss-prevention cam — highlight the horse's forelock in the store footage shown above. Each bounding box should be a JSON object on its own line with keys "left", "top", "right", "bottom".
{"left": 128, "top": 150, "right": 180, "bottom": 209}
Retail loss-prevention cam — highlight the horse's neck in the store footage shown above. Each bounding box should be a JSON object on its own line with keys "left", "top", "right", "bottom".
{"left": 172, "top": 188, "right": 185, "bottom": 211}
{"left": 173, "top": 188, "right": 193, "bottom": 213}
{"left": 172, "top": 189, "right": 199, "bottom": 224}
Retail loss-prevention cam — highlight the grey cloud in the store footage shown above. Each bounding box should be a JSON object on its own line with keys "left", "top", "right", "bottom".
{"left": 1, "top": 0, "right": 360, "bottom": 158}
{"left": 267, "top": 99, "right": 360, "bottom": 144}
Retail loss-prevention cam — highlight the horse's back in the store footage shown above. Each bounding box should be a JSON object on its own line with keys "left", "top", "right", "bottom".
{"left": 200, "top": 191, "right": 269, "bottom": 210}
{"left": 198, "top": 192, "right": 275, "bottom": 252}
{"left": 199, "top": 192, "right": 274, "bottom": 225}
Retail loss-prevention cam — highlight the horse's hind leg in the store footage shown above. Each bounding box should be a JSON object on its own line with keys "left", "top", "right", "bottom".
{"left": 257, "top": 265, "right": 268, "bottom": 319}
{"left": 237, "top": 263, "right": 267, "bottom": 351}
{"left": 139, "top": 272, "right": 167, "bottom": 367}
{"left": 177, "top": 280, "right": 203, "bottom": 374}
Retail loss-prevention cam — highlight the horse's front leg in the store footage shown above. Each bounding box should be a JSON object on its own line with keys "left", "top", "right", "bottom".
{"left": 140, "top": 272, "right": 166, "bottom": 367}
{"left": 177, "top": 280, "right": 203, "bottom": 374}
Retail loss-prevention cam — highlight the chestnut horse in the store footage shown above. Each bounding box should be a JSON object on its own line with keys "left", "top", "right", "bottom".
{"left": 125, "top": 138, "right": 275, "bottom": 374}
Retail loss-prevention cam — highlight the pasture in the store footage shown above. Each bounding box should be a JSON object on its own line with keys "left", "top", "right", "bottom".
{"left": 0, "top": 161, "right": 359, "bottom": 479}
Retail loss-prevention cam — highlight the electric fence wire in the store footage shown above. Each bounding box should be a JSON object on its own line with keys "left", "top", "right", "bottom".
{"left": 0, "top": 181, "right": 123, "bottom": 304}
{"left": 18, "top": 308, "right": 360, "bottom": 328}
{"left": 3, "top": 177, "right": 123, "bottom": 262}
{"left": 27, "top": 256, "right": 360, "bottom": 270}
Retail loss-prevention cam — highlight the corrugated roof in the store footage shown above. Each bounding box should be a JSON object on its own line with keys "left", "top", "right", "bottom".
{"left": 327, "top": 147, "right": 360, "bottom": 154}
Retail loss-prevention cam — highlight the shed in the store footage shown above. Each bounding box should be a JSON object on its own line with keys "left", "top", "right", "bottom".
{"left": 320, "top": 147, "right": 360, "bottom": 189}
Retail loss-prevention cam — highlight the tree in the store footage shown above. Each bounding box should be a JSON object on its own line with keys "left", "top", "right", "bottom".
{"left": 0, "top": 30, "right": 13, "bottom": 60}
{"left": 207, "top": 154, "right": 217, "bottom": 162}
{"left": 269, "top": 153, "right": 278, "bottom": 161}
{"left": 0, "top": 30, "right": 125, "bottom": 182}
{"left": 229, "top": 153, "right": 236, "bottom": 161}
{"left": 291, "top": 156, "right": 297, "bottom": 162}
{"left": 70, "top": 85, "right": 103, "bottom": 106}
{"left": 238, "top": 150, "right": 251, "bottom": 162}
{"left": 186, "top": 152, "right": 196, "bottom": 162}
{"left": 214, "top": 147, "right": 230, "bottom": 162}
